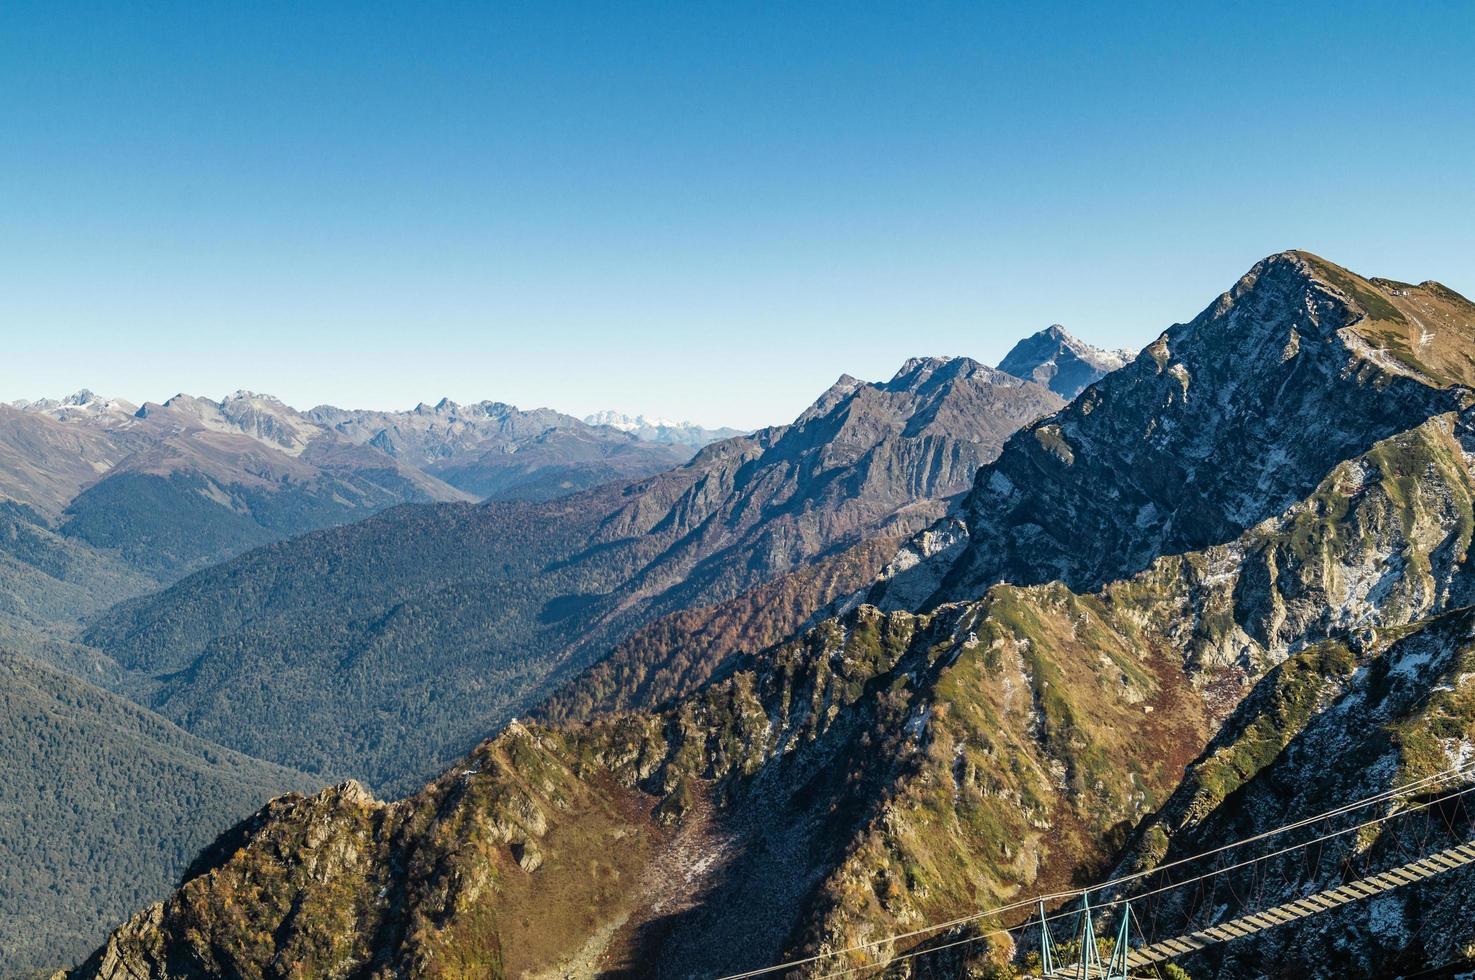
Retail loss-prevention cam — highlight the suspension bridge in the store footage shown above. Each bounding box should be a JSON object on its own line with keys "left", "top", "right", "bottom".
{"left": 717, "top": 761, "right": 1475, "bottom": 980}
{"left": 1039, "top": 835, "right": 1475, "bottom": 978}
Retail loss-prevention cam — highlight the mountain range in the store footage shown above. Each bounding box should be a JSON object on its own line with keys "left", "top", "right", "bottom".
{"left": 0, "top": 323, "right": 1091, "bottom": 974}
{"left": 78, "top": 355, "right": 1065, "bottom": 794}
{"left": 0, "top": 390, "right": 729, "bottom": 665}
{"left": 57, "top": 252, "right": 1475, "bottom": 980}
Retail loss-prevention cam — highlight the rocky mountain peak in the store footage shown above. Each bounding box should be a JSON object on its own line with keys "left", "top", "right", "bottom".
{"left": 796, "top": 373, "right": 867, "bottom": 423}
{"left": 875, "top": 250, "right": 1475, "bottom": 609}
{"left": 148, "top": 391, "right": 319, "bottom": 456}
{"left": 885, "top": 355, "right": 1010, "bottom": 394}
{"left": 890, "top": 355, "right": 956, "bottom": 379}
{"left": 997, "top": 324, "right": 1133, "bottom": 400}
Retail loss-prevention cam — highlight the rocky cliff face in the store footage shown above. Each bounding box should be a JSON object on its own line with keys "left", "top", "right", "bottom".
{"left": 875, "top": 252, "right": 1474, "bottom": 611}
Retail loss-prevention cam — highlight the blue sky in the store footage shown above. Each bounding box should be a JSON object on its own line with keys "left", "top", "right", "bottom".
{"left": 2, "top": 2, "right": 1471, "bottom": 429}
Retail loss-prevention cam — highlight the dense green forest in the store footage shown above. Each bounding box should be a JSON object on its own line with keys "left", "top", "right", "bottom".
{"left": 0, "top": 503, "right": 156, "bottom": 631}
{"left": 60, "top": 465, "right": 443, "bottom": 579}
{"left": 0, "top": 651, "right": 320, "bottom": 975}
{"left": 537, "top": 534, "right": 900, "bottom": 723}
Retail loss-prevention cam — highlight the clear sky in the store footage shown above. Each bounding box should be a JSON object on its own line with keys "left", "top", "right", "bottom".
{"left": 2, "top": 1, "right": 1472, "bottom": 429}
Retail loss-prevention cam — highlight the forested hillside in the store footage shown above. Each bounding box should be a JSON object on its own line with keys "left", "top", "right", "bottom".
{"left": 0, "top": 501, "right": 156, "bottom": 634}
{"left": 0, "top": 652, "right": 319, "bottom": 975}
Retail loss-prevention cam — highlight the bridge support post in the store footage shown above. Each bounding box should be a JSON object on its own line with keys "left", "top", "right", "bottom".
{"left": 1038, "top": 900, "right": 1058, "bottom": 976}
{"left": 1076, "top": 892, "right": 1102, "bottom": 980}
{"left": 1106, "top": 900, "right": 1134, "bottom": 980}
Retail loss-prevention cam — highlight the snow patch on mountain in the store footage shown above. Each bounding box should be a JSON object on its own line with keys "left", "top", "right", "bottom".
{"left": 10, "top": 390, "right": 140, "bottom": 426}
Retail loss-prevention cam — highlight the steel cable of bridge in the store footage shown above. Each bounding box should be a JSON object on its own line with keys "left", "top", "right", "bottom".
{"left": 713, "top": 763, "right": 1475, "bottom": 980}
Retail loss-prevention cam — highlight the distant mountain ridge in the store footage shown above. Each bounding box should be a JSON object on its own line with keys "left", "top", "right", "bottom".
{"left": 583, "top": 409, "right": 745, "bottom": 447}
{"left": 305, "top": 397, "right": 690, "bottom": 500}
{"left": 0, "top": 389, "right": 704, "bottom": 581}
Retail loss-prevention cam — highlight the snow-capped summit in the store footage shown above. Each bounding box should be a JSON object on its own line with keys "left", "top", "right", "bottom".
{"left": 583, "top": 411, "right": 743, "bottom": 448}
{"left": 10, "top": 389, "right": 140, "bottom": 425}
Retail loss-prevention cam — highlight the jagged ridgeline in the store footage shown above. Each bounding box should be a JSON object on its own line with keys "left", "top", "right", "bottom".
{"left": 81, "top": 359, "right": 1062, "bottom": 794}
{"left": 72, "top": 252, "right": 1475, "bottom": 978}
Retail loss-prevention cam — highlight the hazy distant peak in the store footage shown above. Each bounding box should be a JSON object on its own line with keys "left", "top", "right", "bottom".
{"left": 152, "top": 391, "right": 319, "bottom": 455}
{"left": 584, "top": 410, "right": 744, "bottom": 448}
{"left": 997, "top": 326, "right": 1135, "bottom": 399}
{"left": 11, "top": 389, "right": 139, "bottom": 423}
